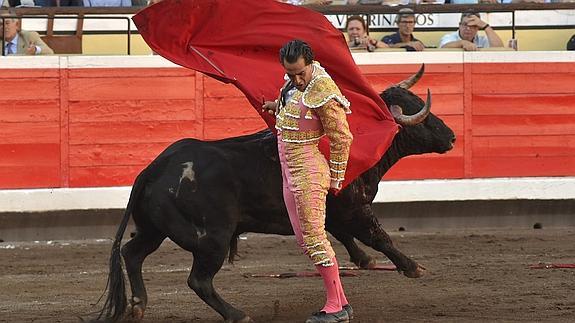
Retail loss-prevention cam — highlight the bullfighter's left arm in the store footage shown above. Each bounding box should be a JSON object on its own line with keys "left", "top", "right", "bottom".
{"left": 315, "top": 100, "right": 353, "bottom": 185}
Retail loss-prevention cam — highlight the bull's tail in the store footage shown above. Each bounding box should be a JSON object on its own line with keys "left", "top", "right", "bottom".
{"left": 91, "top": 173, "right": 147, "bottom": 322}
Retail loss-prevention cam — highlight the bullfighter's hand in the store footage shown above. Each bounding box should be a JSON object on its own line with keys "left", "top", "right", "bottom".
{"left": 262, "top": 100, "right": 278, "bottom": 115}
{"left": 330, "top": 179, "right": 342, "bottom": 190}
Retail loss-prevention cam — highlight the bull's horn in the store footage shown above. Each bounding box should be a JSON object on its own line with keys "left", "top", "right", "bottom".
{"left": 395, "top": 64, "right": 425, "bottom": 90}
{"left": 390, "top": 89, "right": 431, "bottom": 126}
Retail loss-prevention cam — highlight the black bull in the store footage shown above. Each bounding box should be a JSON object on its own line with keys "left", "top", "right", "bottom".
{"left": 94, "top": 68, "right": 456, "bottom": 323}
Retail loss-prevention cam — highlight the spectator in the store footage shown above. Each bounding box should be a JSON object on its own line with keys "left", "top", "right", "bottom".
{"left": 382, "top": 8, "right": 425, "bottom": 51}
{"left": 439, "top": 9, "right": 503, "bottom": 51}
{"left": 567, "top": 34, "right": 575, "bottom": 51}
{"left": 1, "top": 12, "right": 54, "bottom": 55}
{"left": 82, "top": 0, "right": 131, "bottom": 6}
{"left": 279, "top": 0, "right": 333, "bottom": 4}
{"left": 345, "top": 15, "right": 388, "bottom": 51}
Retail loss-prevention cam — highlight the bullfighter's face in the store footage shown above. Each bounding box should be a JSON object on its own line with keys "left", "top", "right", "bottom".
{"left": 283, "top": 56, "right": 313, "bottom": 92}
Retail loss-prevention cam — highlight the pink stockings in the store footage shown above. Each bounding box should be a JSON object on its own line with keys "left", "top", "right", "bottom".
{"left": 316, "top": 258, "right": 348, "bottom": 313}
{"left": 278, "top": 135, "right": 348, "bottom": 313}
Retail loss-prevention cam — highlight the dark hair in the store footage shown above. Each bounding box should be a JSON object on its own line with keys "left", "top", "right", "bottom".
{"left": 345, "top": 15, "right": 367, "bottom": 33}
{"left": 279, "top": 39, "right": 314, "bottom": 65}
{"left": 460, "top": 9, "right": 480, "bottom": 23}
{"left": 395, "top": 8, "right": 415, "bottom": 24}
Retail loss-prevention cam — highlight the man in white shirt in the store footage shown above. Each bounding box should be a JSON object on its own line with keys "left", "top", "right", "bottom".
{"left": 439, "top": 10, "right": 504, "bottom": 51}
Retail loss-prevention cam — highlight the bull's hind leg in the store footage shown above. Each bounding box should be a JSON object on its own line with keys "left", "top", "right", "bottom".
{"left": 345, "top": 205, "right": 425, "bottom": 278}
{"left": 186, "top": 238, "right": 251, "bottom": 323}
{"left": 121, "top": 229, "right": 166, "bottom": 321}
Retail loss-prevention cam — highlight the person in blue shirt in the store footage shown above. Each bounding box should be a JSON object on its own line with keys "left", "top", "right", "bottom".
{"left": 382, "top": 8, "right": 425, "bottom": 52}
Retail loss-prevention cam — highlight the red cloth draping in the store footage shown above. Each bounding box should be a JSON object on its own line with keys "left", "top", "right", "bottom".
{"left": 132, "top": 0, "right": 398, "bottom": 188}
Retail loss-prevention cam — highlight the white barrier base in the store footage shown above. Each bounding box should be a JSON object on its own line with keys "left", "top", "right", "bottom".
{"left": 0, "top": 177, "right": 574, "bottom": 213}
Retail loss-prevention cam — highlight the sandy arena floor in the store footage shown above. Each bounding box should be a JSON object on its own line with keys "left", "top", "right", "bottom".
{"left": 1, "top": 226, "right": 574, "bottom": 322}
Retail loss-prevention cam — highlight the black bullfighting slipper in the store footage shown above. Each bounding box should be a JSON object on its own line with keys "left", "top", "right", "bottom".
{"left": 304, "top": 308, "right": 349, "bottom": 323}
{"left": 343, "top": 304, "right": 354, "bottom": 320}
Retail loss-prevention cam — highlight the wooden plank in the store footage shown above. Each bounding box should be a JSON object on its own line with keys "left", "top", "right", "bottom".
{"left": 0, "top": 100, "right": 60, "bottom": 122}
{"left": 60, "top": 66, "right": 70, "bottom": 188}
{"left": 69, "top": 121, "right": 198, "bottom": 144}
{"left": 427, "top": 93, "right": 463, "bottom": 116}
{"left": 69, "top": 142, "right": 172, "bottom": 167}
{"left": 384, "top": 157, "right": 464, "bottom": 180}
{"left": 473, "top": 94, "right": 575, "bottom": 116}
{"left": 471, "top": 62, "right": 575, "bottom": 74}
{"left": 68, "top": 76, "right": 196, "bottom": 101}
{"left": 195, "top": 72, "right": 205, "bottom": 140}
{"left": 0, "top": 79, "right": 60, "bottom": 100}
{"left": 69, "top": 100, "right": 196, "bottom": 122}
{"left": 203, "top": 118, "right": 268, "bottom": 140}
{"left": 0, "top": 165, "right": 60, "bottom": 189}
{"left": 366, "top": 73, "right": 464, "bottom": 95}
{"left": 203, "top": 78, "right": 246, "bottom": 98}
{"left": 473, "top": 135, "right": 575, "bottom": 157}
{"left": 69, "top": 165, "right": 145, "bottom": 187}
{"left": 0, "top": 143, "right": 60, "bottom": 166}
{"left": 359, "top": 63, "right": 463, "bottom": 75}
{"left": 473, "top": 74, "right": 575, "bottom": 94}
{"left": 463, "top": 62, "right": 473, "bottom": 177}
{"left": 0, "top": 69, "right": 59, "bottom": 79}
{"left": 203, "top": 97, "right": 259, "bottom": 119}
{"left": 473, "top": 115, "right": 575, "bottom": 136}
{"left": 69, "top": 67, "right": 194, "bottom": 78}
{"left": 472, "top": 156, "right": 575, "bottom": 177}
{"left": 0, "top": 123, "right": 60, "bottom": 144}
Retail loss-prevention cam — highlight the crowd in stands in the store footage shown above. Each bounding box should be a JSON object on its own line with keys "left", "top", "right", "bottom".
{"left": 1, "top": 1, "right": 574, "bottom": 55}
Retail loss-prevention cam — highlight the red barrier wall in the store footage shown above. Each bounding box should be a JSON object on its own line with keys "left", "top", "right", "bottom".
{"left": 1, "top": 55, "right": 574, "bottom": 189}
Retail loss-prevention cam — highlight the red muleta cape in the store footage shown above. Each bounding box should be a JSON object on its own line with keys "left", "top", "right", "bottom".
{"left": 132, "top": 0, "right": 398, "bottom": 189}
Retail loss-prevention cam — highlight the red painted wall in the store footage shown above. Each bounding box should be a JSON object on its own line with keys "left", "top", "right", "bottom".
{"left": 1, "top": 61, "right": 574, "bottom": 189}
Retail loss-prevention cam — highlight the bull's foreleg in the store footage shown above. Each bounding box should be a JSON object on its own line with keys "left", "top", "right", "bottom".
{"left": 121, "top": 229, "right": 166, "bottom": 321}
{"left": 345, "top": 205, "right": 425, "bottom": 278}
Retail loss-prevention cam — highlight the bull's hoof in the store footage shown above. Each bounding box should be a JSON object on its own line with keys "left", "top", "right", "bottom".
{"left": 130, "top": 297, "right": 145, "bottom": 321}
{"left": 224, "top": 316, "right": 253, "bottom": 323}
{"left": 403, "top": 263, "right": 426, "bottom": 278}
{"left": 130, "top": 304, "right": 145, "bottom": 321}
{"left": 352, "top": 256, "right": 377, "bottom": 269}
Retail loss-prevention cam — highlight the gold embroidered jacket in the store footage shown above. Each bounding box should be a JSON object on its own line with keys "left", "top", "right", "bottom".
{"left": 275, "top": 61, "right": 353, "bottom": 182}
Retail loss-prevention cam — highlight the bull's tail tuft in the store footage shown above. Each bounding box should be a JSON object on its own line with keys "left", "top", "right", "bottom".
{"left": 89, "top": 172, "right": 147, "bottom": 322}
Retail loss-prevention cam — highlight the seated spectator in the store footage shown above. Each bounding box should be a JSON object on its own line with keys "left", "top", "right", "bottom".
{"left": 34, "top": 0, "right": 83, "bottom": 6}
{"left": 83, "top": 0, "right": 131, "bottom": 6}
{"left": 439, "top": 9, "right": 503, "bottom": 51}
{"left": 346, "top": 15, "right": 388, "bottom": 52}
{"left": 279, "top": 0, "right": 333, "bottom": 4}
{"left": 567, "top": 34, "right": 575, "bottom": 51}
{"left": 382, "top": 8, "right": 425, "bottom": 51}
{"left": 1, "top": 12, "right": 54, "bottom": 55}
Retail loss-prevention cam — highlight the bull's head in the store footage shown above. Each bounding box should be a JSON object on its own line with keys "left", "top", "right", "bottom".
{"left": 381, "top": 65, "right": 456, "bottom": 156}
